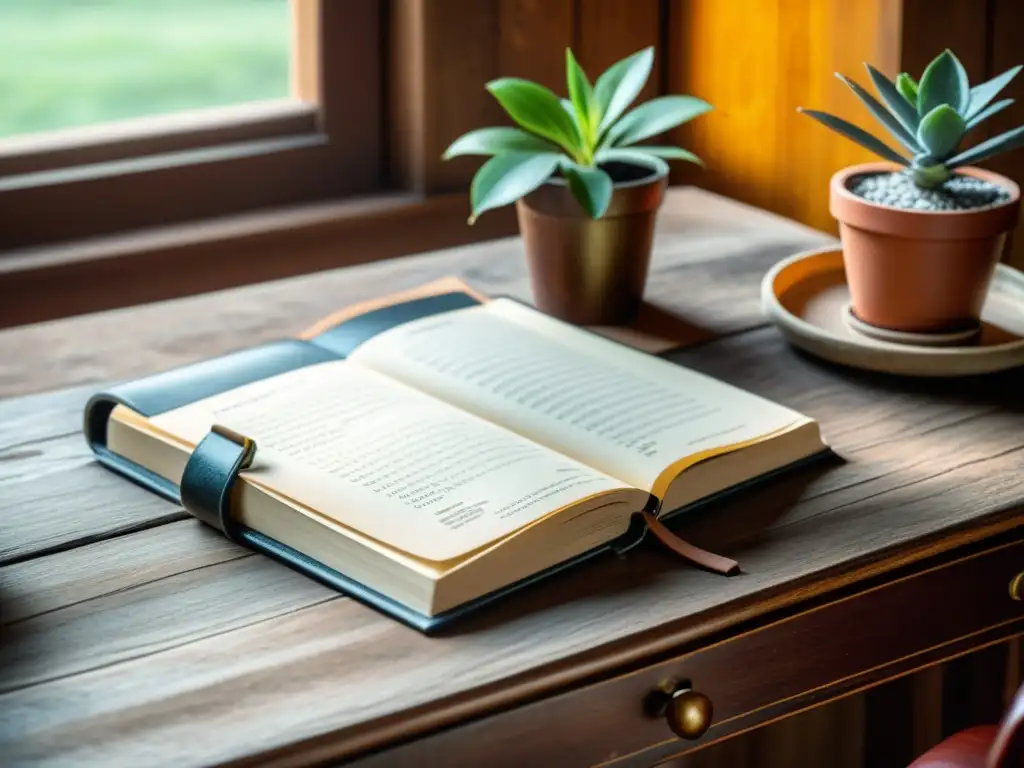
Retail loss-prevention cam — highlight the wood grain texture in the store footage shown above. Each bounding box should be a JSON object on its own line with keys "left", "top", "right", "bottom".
{"left": 575, "top": 0, "right": 662, "bottom": 102}
{"left": 985, "top": 0, "right": 1024, "bottom": 269}
{"left": 499, "top": 0, "right": 574, "bottom": 90}
{"left": 900, "top": 0, "right": 1024, "bottom": 270}
{"left": 0, "top": 101, "right": 320, "bottom": 179}
{"left": 662, "top": 693, "right": 863, "bottom": 768}
{"left": 2, "top": 333, "right": 1023, "bottom": 764}
{"left": 2, "top": 189, "right": 1022, "bottom": 767}
{"left": 389, "top": 0, "right": 503, "bottom": 192}
{"left": 316, "top": 0, "right": 382, "bottom": 191}
{"left": 0, "top": 189, "right": 830, "bottom": 397}
{"left": 899, "top": 0, "right": 988, "bottom": 82}
{"left": 0, "top": 192, "right": 519, "bottom": 330}
{"left": 350, "top": 541, "right": 1022, "bottom": 768}
{"left": 667, "top": 0, "right": 902, "bottom": 232}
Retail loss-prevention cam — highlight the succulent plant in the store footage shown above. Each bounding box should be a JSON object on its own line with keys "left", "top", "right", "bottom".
{"left": 799, "top": 49, "right": 1024, "bottom": 188}
{"left": 444, "top": 46, "right": 711, "bottom": 222}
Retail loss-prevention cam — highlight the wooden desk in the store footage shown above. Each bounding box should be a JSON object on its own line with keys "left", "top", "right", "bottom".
{"left": 1, "top": 189, "right": 1022, "bottom": 767}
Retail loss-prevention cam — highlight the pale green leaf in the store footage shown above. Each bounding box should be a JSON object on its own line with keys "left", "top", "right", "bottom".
{"left": 444, "top": 127, "right": 559, "bottom": 159}
{"left": 838, "top": 73, "right": 919, "bottom": 153}
{"left": 896, "top": 73, "right": 918, "bottom": 106}
{"left": 798, "top": 108, "right": 909, "bottom": 165}
{"left": 486, "top": 78, "right": 582, "bottom": 154}
{"left": 566, "top": 48, "right": 596, "bottom": 145}
{"left": 593, "top": 47, "right": 654, "bottom": 138}
{"left": 967, "top": 65, "right": 1022, "bottom": 120}
{"left": 916, "top": 104, "right": 966, "bottom": 159}
{"left": 562, "top": 162, "right": 613, "bottom": 219}
{"left": 628, "top": 145, "right": 703, "bottom": 165}
{"left": 917, "top": 49, "right": 970, "bottom": 117}
{"left": 947, "top": 124, "right": 1024, "bottom": 169}
{"left": 469, "top": 152, "right": 561, "bottom": 221}
{"left": 966, "top": 98, "right": 1014, "bottom": 131}
{"left": 604, "top": 96, "right": 712, "bottom": 147}
{"left": 907, "top": 162, "right": 951, "bottom": 188}
{"left": 865, "top": 65, "right": 920, "bottom": 132}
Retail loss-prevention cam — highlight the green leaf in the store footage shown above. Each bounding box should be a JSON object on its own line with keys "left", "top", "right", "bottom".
{"left": 907, "top": 162, "right": 951, "bottom": 189}
{"left": 443, "top": 127, "right": 560, "bottom": 159}
{"left": 865, "top": 65, "right": 920, "bottom": 132}
{"left": 916, "top": 104, "right": 966, "bottom": 160}
{"left": 486, "top": 78, "right": 582, "bottom": 154}
{"left": 798, "top": 108, "right": 909, "bottom": 165}
{"left": 967, "top": 65, "right": 1022, "bottom": 120}
{"left": 594, "top": 147, "right": 670, "bottom": 177}
{"left": 838, "top": 73, "right": 919, "bottom": 153}
{"left": 604, "top": 96, "right": 712, "bottom": 147}
{"left": 917, "top": 50, "right": 970, "bottom": 117}
{"left": 562, "top": 162, "right": 613, "bottom": 219}
{"left": 593, "top": 47, "right": 655, "bottom": 138}
{"left": 469, "top": 152, "right": 561, "bottom": 222}
{"left": 629, "top": 145, "right": 704, "bottom": 165}
{"left": 566, "top": 48, "right": 596, "bottom": 146}
{"left": 560, "top": 97, "right": 581, "bottom": 123}
{"left": 896, "top": 73, "right": 918, "bottom": 106}
{"left": 946, "top": 124, "right": 1024, "bottom": 169}
{"left": 966, "top": 98, "right": 1014, "bottom": 131}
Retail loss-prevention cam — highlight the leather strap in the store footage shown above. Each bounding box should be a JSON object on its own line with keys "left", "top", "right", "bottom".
{"left": 180, "top": 425, "right": 257, "bottom": 545}
{"left": 641, "top": 510, "right": 740, "bottom": 576}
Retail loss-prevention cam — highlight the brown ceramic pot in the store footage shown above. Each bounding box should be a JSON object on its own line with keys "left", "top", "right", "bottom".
{"left": 515, "top": 161, "right": 668, "bottom": 325}
{"left": 831, "top": 162, "right": 1021, "bottom": 333}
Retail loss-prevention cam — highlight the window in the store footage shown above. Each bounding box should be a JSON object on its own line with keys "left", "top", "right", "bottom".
{"left": 0, "top": 0, "right": 291, "bottom": 139}
{"left": 0, "top": 0, "right": 382, "bottom": 249}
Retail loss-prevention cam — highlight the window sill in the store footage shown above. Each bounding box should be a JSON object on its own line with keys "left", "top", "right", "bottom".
{"left": 0, "top": 100, "right": 319, "bottom": 178}
{"left": 0, "top": 193, "right": 517, "bottom": 330}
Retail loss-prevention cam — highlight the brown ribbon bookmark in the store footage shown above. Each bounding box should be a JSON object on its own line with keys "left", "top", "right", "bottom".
{"left": 641, "top": 510, "right": 740, "bottom": 576}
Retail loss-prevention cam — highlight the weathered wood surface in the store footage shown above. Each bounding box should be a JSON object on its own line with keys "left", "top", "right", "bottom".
{"left": 1, "top": 189, "right": 1022, "bottom": 767}
{"left": 0, "top": 188, "right": 830, "bottom": 397}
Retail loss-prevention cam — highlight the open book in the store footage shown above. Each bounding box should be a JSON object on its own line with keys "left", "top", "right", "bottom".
{"left": 86, "top": 281, "right": 826, "bottom": 632}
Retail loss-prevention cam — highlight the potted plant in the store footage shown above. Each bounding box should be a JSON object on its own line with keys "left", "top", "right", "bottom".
{"left": 800, "top": 50, "right": 1023, "bottom": 335}
{"left": 444, "top": 47, "right": 711, "bottom": 325}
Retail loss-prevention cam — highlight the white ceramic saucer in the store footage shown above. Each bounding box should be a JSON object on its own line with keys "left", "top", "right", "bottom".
{"left": 842, "top": 305, "right": 982, "bottom": 347}
{"left": 761, "top": 247, "right": 1024, "bottom": 376}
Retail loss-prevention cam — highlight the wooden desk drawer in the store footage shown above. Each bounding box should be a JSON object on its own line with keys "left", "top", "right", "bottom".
{"left": 352, "top": 539, "right": 1024, "bottom": 768}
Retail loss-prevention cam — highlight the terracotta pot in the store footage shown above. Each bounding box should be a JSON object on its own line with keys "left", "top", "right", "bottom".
{"left": 515, "top": 161, "right": 668, "bottom": 325}
{"left": 830, "top": 162, "right": 1021, "bottom": 333}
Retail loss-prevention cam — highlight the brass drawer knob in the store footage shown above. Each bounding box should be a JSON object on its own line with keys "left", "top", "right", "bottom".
{"left": 645, "top": 682, "right": 714, "bottom": 740}
{"left": 667, "top": 688, "right": 714, "bottom": 740}
{"left": 1011, "top": 571, "right": 1023, "bottom": 601}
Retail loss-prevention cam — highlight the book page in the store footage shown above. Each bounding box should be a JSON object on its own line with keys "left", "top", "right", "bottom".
{"left": 349, "top": 300, "right": 808, "bottom": 493}
{"left": 151, "top": 360, "right": 632, "bottom": 562}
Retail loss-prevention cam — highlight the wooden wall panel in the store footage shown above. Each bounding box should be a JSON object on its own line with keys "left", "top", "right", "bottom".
{"left": 390, "top": 0, "right": 503, "bottom": 193}
{"left": 391, "top": 0, "right": 577, "bottom": 195}
{"left": 985, "top": 0, "right": 1024, "bottom": 268}
{"left": 499, "top": 0, "right": 574, "bottom": 91}
{"left": 899, "top": 0, "right": 988, "bottom": 84}
{"left": 666, "top": 0, "right": 902, "bottom": 234}
{"left": 575, "top": 0, "right": 662, "bottom": 102}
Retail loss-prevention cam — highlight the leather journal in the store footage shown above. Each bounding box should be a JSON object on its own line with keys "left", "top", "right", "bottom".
{"left": 84, "top": 279, "right": 828, "bottom": 634}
